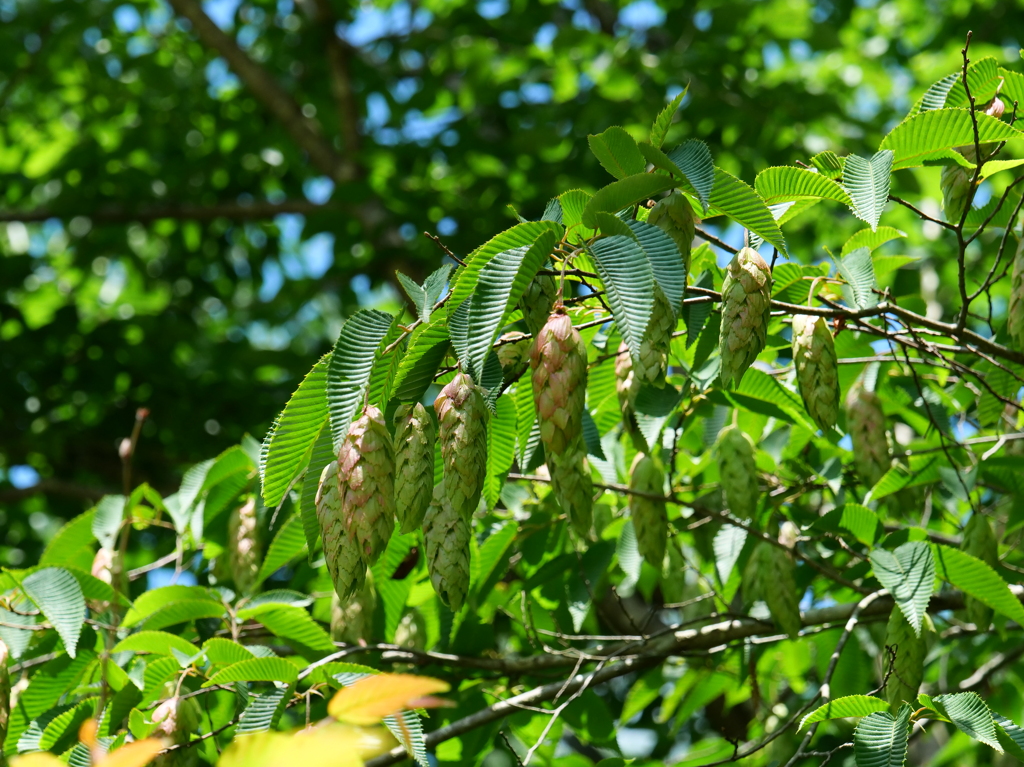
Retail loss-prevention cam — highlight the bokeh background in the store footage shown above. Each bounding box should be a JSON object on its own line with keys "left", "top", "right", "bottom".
{"left": 2, "top": 0, "right": 1023, "bottom": 563}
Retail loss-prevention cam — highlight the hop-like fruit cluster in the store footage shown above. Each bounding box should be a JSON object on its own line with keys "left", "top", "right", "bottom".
{"left": 634, "top": 288, "right": 675, "bottom": 386}
{"left": 531, "top": 308, "right": 588, "bottom": 456}
{"left": 961, "top": 513, "right": 999, "bottom": 628}
{"left": 615, "top": 342, "right": 641, "bottom": 411}
{"left": 152, "top": 692, "right": 202, "bottom": 744}
{"left": 846, "top": 381, "right": 891, "bottom": 489}
{"left": 742, "top": 542, "right": 801, "bottom": 639}
{"left": 393, "top": 403, "right": 436, "bottom": 534}
{"left": 549, "top": 445, "right": 594, "bottom": 537}
{"left": 330, "top": 572, "right": 376, "bottom": 645}
{"left": 716, "top": 425, "right": 759, "bottom": 520}
{"left": 629, "top": 454, "right": 668, "bottom": 567}
{"left": 1009, "top": 236, "right": 1024, "bottom": 349}
{"left": 791, "top": 314, "right": 840, "bottom": 431}
{"left": 496, "top": 331, "right": 532, "bottom": 382}
{"left": 228, "top": 497, "right": 262, "bottom": 595}
{"left": 435, "top": 372, "right": 489, "bottom": 520}
{"left": 941, "top": 145, "right": 979, "bottom": 223}
{"left": 316, "top": 460, "right": 366, "bottom": 601}
{"left": 648, "top": 192, "right": 696, "bottom": 272}
{"left": 336, "top": 405, "right": 396, "bottom": 564}
{"left": 423, "top": 481, "right": 470, "bottom": 611}
{"left": 521, "top": 273, "right": 558, "bottom": 337}
{"left": 883, "top": 609, "right": 929, "bottom": 712}
{"left": 720, "top": 247, "right": 772, "bottom": 388}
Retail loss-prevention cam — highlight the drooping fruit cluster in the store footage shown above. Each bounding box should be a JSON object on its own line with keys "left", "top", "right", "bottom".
{"left": 883, "top": 609, "right": 930, "bottom": 712}
{"left": 634, "top": 288, "right": 675, "bottom": 386}
{"left": 336, "top": 405, "right": 396, "bottom": 563}
{"left": 791, "top": 314, "right": 841, "bottom": 431}
{"left": 435, "top": 372, "right": 489, "bottom": 520}
{"left": 423, "top": 480, "right": 471, "bottom": 611}
{"left": 648, "top": 191, "right": 696, "bottom": 272}
{"left": 940, "top": 145, "right": 977, "bottom": 223}
{"left": 716, "top": 425, "right": 759, "bottom": 520}
{"left": 152, "top": 685, "right": 203, "bottom": 766}
{"left": 331, "top": 572, "right": 376, "bottom": 645}
{"left": 393, "top": 403, "right": 436, "bottom": 534}
{"left": 629, "top": 454, "right": 668, "bottom": 567}
{"left": 227, "top": 496, "right": 261, "bottom": 595}
{"left": 520, "top": 273, "right": 558, "bottom": 337}
{"left": 719, "top": 247, "right": 772, "bottom": 388}
{"left": 742, "top": 541, "right": 801, "bottom": 639}
{"left": 1010, "top": 236, "right": 1024, "bottom": 349}
{"left": 846, "top": 381, "right": 891, "bottom": 488}
{"left": 316, "top": 460, "right": 366, "bottom": 601}
{"left": 531, "top": 307, "right": 594, "bottom": 535}
{"left": 961, "top": 513, "right": 999, "bottom": 628}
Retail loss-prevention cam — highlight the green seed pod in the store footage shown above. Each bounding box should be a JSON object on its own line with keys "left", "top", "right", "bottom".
{"left": 337, "top": 405, "right": 396, "bottom": 564}
{"left": 1009, "top": 236, "right": 1024, "bottom": 349}
{"left": 716, "top": 425, "right": 759, "bottom": 520}
{"left": 521, "top": 273, "right": 558, "bottom": 337}
{"left": 316, "top": 460, "right": 367, "bottom": 602}
{"left": 531, "top": 307, "right": 588, "bottom": 456}
{"left": 791, "top": 314, "right": 841, "bottom": 431}
{"left": 0, "top": 640, "right": 9, "bottom": 757}
{"left": 634, "top": 287, "right": 675, "bottom": 386}
{"left": 615, "top": 342, "right": 640, "bottom": 411}
{"left": 227, "top": 497, "right": 262, "bottom": 595}
{"left": 961, "top": 513, "right": 999, "bottom": 628}
{"left": 719, "top": 247, "right": 772, "bottom": 388}
{"left": 629, "top": 454, "right": 668, "bottom": 567}
{"left": 648, "top": 192, "right": 696, "bottom": 274}
{"left": 330, "top": 570, "right": 376, "bottom": 645}
{"left": 393, "top": 403, "right": 436, "bottom": 535}
{"left": 883, "top": 609, "right": 929, "bottom": 712}
{"left": 742, "top": 542, "right": 801, "bottom": 639}
{"left": 548, "top": 443, "right": 594, "bottom": 538}
{"left": 496, "top": 331, "right": 532, "bottom": 383}
{"left": 434, "top": 372, "right": 489, "bottom": 521}
{"left": 941, "top": 145, "right": 979, "bottom": 223}
{"left": 846, "top": 381, "right": 891, "bottom": 489}
{"left": 423, "top": 482, "right": 470, "bottom": 611}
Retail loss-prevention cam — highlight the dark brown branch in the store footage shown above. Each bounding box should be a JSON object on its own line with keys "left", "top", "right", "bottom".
{"left": 163, "top": 0, "right": 351, "bottom": 181}
{"left": 0, "top": 478, "right": 109, "bottom": 504}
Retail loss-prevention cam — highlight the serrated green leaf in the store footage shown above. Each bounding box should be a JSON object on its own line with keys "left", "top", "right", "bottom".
{"left": 836, "top": 246, "right": 878, "bottom": 309}
{"left": 204, "top": 637, "right": 257, "bottom": 666}
{"left": 945, "top": 57, "right": 1003, "bottom": 110}
{"left": 256, "top": 512, "right": 307, "bottom": 586}
{"left": 238, "top": 604, "right": 334, "bottom": 654}
{"left": 810, "top": 151, "right": 844, "bottom": 179}
{"left": 22, "top": 567, "right": 85, "bottom": 658}
{"left": 869, "top": 542, "right": 934, "bottom": 636}
{"left": 843, "top": 151, "right": 893, "bottom": 231}
{"left": 800, "top": 695, "right": 889, "bottom": 730}
{"left": 391, "top": 316, "right": 450, "bottom": 403}
{"left": 484, "top": 395, "right": 517, "bottom": 509}
{"left": 40, "top": 700, "right": 94, "bottom": 752}
{"left": 111, "top": 631, "right": 198, "bottom": 657}
{"left": 460, "top": 230, "right": 557, "bottom": 383}
{"left": 931, "top": 544, "right": 1024, "bottom": 627}
{"left": 755, "top": 166, "right": 853, "bottom": 207}
{"left": 260, "top": 355, "right": 330, "bottom": 508}
{"left": 236, "top": 686, "right": 291, "bottom": 734}
{"left": 327, "top": 310, "right": 396, "bottom": 452}
{"left": 587, "top": 236, "right": 655, "bottom": 359}
{"left": 582, "top": 173, "right": 678, "bottom": 227}
{"left": 627, "top": 219, "right": 687, "bottom": 316}
{"left": 706, "top": 166, "right": 786, "bottom": 254}
{"left": 203, "top": 657, "right": 299, "bottom": 687}
{"left": 994, "top": 714, "right": 1024, "bottom": 761}
{"left": 473, "top": 521, "right": 517, "bottom": 598}
{"left": 932, "top": 692, "right": 1002, "bottom": 752}
{"left": 122, "top": 585, "right": 225, "bottom": 629}
{"left": 908, "top": 72, "right": 961, "bottom": 116}
{"left": 853, "top": 704, "right": 912, "bottom": 767}
{"left": 297, "top": 419, "right": 333, "bottom": 558}
{"left": 91, "top": 495, "right": 125, "bottom": 550}
{"left": 589, "top": 126, "right": 647, "bottom": 180}
{"left": 666, "top": 139, "right": 715, "bottom": 213}
{"left": 650, "top": 88, "right": 687, "bottom": 149}
{"left": 841, "top": 226, "right": 907, "bottom": 257}
{"left": 880, "top": 109, "right": 1024, "bottom": 170}
{"left": 39, "top": 512, "right": 96, "bottom": 571}
{"left": 814, "top": 503, "right": 881, "bottom": 546}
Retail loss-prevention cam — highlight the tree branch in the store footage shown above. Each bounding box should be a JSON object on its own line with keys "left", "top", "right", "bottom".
{"left": 163, "top": 0, "right": 352, "bottom": 181}
{"left": 0, "top": 199, "right": 338, "bottom": 225}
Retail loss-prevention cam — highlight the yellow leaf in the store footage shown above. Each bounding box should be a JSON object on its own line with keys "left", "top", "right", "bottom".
{"left": 10, "top": 755, "right": 66, "bottom": 767}
{"left": 219, "top": 725, "right": 391, "bottom": 767}
{"left": 99, "top": 739, "right": 167, "bottom": 767}
{"left": 328, "top": 673, "right": 450, "bottom": 725}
